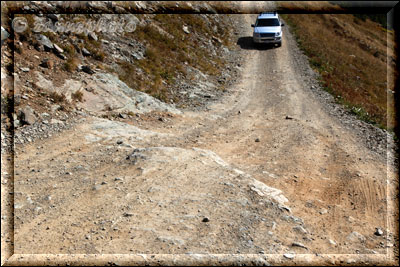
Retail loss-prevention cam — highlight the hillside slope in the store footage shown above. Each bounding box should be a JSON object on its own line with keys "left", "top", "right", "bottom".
{"left": 1, "top": 3, "right": 244, "bottom": 148}
{"left": 279, "top": 6, "right": 396, "bottom": 132}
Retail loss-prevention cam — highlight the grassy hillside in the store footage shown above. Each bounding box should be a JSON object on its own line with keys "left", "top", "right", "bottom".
{"left": 280, "top": 13, "right": 396, "bottom": 131}
{"left": 118, "top": 14, "right": 232, "bottom": 103}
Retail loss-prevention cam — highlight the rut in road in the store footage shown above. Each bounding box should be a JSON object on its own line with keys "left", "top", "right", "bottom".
{"left": 13, "top": 12, "right": 394, "bottom": 257}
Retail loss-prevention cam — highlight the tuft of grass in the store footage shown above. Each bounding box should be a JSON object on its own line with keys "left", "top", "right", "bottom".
{"left": 49, "top": 91, "right": 66, "bottom": 103}
{"left": 62, "top": 44, "right": 76, "bottom": 57}
{"left": 71, "top": 90, "right": 84, "bottom": 102}
{"left": 63, "top": 57, "right": 79, "bottom": 72}
{"left": 281, "top": 13, "right": 396, "bottom": 131}
{"left": 86, "top": 45, "right": 105, "bottom": 61}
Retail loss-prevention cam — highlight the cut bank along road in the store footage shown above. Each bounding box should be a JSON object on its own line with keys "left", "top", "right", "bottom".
{"left": 10, "top": 11, "right": 397, "bottom": 264}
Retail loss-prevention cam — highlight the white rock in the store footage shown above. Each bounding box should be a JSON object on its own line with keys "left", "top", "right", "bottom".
{"left": 249, "top": 179, "right": 288, "bottom": 205}
{"left": 319, "top": 208, "right": 328, "bottom": 215}
{"left": 53, "top": 43, "right": 64, "bottom": 54}
{"left": 283, "top": 253, "right": 295, "bottom": 259}
{"left": 20, "top": 67, "right": 30, "bottom": 72}
{"left": 328, "top": 239, "right": 336, "bottom": 246}
{"left": 375, "top": 228, "right": 384, "bottom": 236}
{"left": 182, "top": 25, "right": 190, "bottom": 34}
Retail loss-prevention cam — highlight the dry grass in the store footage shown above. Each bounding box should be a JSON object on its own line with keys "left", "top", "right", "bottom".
{"left": 278, "top": 1, "right": 344, "bottom": 12}
{"left": 281, "top": 13, "right": 396, "bottom": 130}
{"left": 48, "top": 91, "right": 66, "bottom": 103}
{"left": 119, "top": 14, "right": 230, "bottom": 102}
{"left": 63, "top": 57, "right": 79, "bottom": 72}
{"left": 71, "top": 90, "right": 84, "bottom": 102}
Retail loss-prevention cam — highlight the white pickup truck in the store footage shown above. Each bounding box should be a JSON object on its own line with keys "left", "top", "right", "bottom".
{"left": 251, "top": 12, "right": 284, "bottom": 47}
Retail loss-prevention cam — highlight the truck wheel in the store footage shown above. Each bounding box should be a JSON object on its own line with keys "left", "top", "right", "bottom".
{"left": 277, "top": 42, "right": 282, "bottom": 47}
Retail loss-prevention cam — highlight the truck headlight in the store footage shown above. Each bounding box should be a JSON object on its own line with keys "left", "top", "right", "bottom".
{"left": 275, "top": 32, "right": 281, "bottom": 37}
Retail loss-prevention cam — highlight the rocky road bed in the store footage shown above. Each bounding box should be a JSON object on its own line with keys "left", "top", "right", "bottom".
{"left": 1, "top": 4, "right": 398, "bottom": 266}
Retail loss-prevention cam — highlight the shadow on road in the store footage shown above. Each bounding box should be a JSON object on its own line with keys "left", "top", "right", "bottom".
{"left": 237, "top": 36, "right": 277, "bottom": 51}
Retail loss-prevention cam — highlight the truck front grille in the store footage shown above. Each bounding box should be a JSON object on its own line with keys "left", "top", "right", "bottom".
{"left": 260, "top": 33, "right": 275, "bottom": 38}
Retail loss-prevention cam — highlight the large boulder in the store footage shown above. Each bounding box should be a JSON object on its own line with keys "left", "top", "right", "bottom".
{"left": 19, "top": 105, "right": 37, "bottom": 125}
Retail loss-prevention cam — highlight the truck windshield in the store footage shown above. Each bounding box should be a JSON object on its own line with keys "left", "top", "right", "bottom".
{"left": 256, "top": 19, "right": 280, "bottom": 27}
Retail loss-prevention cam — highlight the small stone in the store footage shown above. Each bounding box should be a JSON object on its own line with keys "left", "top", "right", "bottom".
{"left": 46, "top": 14, "right": 59, "bottom": 21}
{"left": 56, "top": 53, "right": 66, "bottom": 60}
{"left": 81, "top": 65, "right": 95, "bottom": 74}
{"left": 375, "top": 228, "right": 384, "bottom": 236}
{"left": 20, "top": 67, "right": 30, "bottom": 72}
{"left": 117, "top": 140, "right": 123, "bottom": 145}
{"left": 119, "top": 113, "right": 127, "bottom": 119}
{"left": 255, "top": 138, "right": 260, "bottom": 142}
{"left": 101, "top": 181, "right": 107, "bottom": 185}
{"left": 19, "top": 105, "right": 37, "bottom": 125}
{"left": 202, "top": 217, "right": 209, "bottom": 222}
{"left": 35, "top": 34, "right": 54, "bottom": 51}
{"left": 89, "top": 32, "right": 98, "bottom": 41}
{"left": 283, "top": 253, "right": 295, "bottom": 259}
{"left": 285, "top": 115, "right": 293, "bottom": 120}
{"left": 328, "top": 239, "right": 336, "bottom": 246}
{"left": 53, "top": 43, "right": 64, "bottom": 54}
{"left": 212, "top": 36, "right": 222, "bottom": 43}
{"left": 40, "top": 58, "right": 54, "bottom": 69}
{"left": 182, "top": 25, "right": 190, "bottom": 34}
{"left": 319, "top": 208, "right": 328, "bottom": 215}
{"left": 82, "top": 48, "right": 91, "bottom": 56}
{"left": 123, "top": 212, "right": 134, "bottom": 217}
{"left": 293, "top": 226, "right": 307, "bottom": 234}
{"left": 292, "top": 242, "right": 307, "bottom": 249}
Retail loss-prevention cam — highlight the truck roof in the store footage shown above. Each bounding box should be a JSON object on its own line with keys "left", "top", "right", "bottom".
{"left": 257, "top": 12, "right": 279, "bottom": 19}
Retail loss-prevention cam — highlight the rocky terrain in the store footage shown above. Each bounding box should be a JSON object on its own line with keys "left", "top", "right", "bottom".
{"left": 1, "top": 1, "right": 399, "bottom": 266}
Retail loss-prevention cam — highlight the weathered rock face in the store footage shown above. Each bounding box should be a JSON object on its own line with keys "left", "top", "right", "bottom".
{"left": 33, "top": 71, "right": 182, "bottom": 115}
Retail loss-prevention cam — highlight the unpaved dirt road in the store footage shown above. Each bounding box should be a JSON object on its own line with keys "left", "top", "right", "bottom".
{"left": 7, "top": 9, "right": 398, "bottom": 266}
